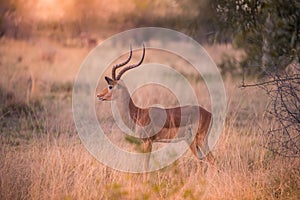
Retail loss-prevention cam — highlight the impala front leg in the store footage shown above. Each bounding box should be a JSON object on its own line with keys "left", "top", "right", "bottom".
{"left": 135, "top": 125, "right": 153, "bottom": 171}
{"left": 142, "top": 139, "right": 152, "bottom": 172}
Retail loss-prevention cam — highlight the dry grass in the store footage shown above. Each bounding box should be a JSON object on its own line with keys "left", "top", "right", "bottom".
{"left": 0, "top": 38, "right": 299, "bottom": 200}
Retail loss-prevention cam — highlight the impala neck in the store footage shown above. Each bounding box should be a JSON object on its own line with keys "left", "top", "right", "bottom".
{"left": 114, "top": 84, "right": 140, "bottom": 128}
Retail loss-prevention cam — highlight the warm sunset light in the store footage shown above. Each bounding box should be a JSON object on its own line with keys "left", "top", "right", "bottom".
{"left": 1, "top": 0, "right": 299, "bottom": 199}
{"left": 32, "top": 0, "right": 71, "bottom": 20}
{"left": 19, "top": 0, "right": 132, "bottom": 22}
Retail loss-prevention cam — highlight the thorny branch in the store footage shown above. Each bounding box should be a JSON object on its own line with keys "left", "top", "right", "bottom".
{"left": 242, "top": 63, "right": 300, "bottom": 157}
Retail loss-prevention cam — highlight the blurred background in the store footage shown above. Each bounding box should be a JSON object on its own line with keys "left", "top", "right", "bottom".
{"left": 0, "top": 0, "right": 299, "bottom": 199}
{"left": 0, "top": 0, "right": 217, "bottom": 41}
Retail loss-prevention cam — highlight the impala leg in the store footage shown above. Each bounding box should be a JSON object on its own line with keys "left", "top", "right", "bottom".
{"left": 196, "top": 133, "right": 215, "bottom": 166}
{"left": 197, "top": 144, "right": 215, "bottom": 174}
{"left": 205, "top": 152, "right": 215, "bottom": 165}
{"left": 187, "top": 140, "right": 207, "bottom": 175}
{"left": 186, "top": 125, "right": 205, "bottom": 162}
{"left": 142, "top": 139, "right": 152, "bottom": 171}
{"left": 141, "top": 139, "right": 152, "bottom": 181}
{"left": 189, "top": 127, "right": 215, "bottom": 174}
{"left": 196, "top": 143, "right": 215, "bottom": 164}
{"left": 189, "top": 140, "right": 199, "bottom": 160}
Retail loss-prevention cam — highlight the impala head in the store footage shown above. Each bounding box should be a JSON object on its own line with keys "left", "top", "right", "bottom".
{"left": 97, "top": 44, "right": 145, "bottom": 101}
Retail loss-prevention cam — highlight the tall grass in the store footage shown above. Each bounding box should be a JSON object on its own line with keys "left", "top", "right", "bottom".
{"left": 0, "top": 38, "right": 299, "bottom": 199}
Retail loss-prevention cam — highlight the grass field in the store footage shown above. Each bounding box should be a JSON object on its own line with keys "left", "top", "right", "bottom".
{"left": 0, "top": 38, "right": 299, "bottom": 200}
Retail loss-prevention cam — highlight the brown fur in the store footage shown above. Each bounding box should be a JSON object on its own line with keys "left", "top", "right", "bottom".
{"left": 97, "top": 47, "right": 214, "bottom": 169}
{"left": 97, "top": 78, "right": 214, "bottom": 166}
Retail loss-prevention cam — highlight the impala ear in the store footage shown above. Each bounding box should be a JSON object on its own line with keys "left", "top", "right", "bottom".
{"left": 105, "top": 76, "right": 114, "bottom": 85}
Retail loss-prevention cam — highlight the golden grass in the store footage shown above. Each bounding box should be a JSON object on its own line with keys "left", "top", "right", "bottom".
{"left": 0, "top": 38, "right": 299, "bottom": 200}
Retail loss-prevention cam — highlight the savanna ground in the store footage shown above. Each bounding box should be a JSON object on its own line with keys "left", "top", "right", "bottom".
{"left": 0, "top": 37, "right": 299, "bottom": 200}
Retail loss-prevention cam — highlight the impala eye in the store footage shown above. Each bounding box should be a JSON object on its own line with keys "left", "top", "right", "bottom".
{"left": 108, "top": 85, "right": 113, "bottom": 90}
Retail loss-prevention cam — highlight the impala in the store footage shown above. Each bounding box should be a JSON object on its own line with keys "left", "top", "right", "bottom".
{"left": 97, "top": 45, "right": 214, "bottom": 170}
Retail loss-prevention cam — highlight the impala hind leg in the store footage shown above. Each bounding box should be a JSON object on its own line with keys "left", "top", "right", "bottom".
{"left": 187, "top": 127, "right": 213, "bottom": 164}
{"left": 188, "top": 141, "right": 208, "bottom": 175}
{"left": 205, "top": 151, "right": 215, "bottom": 165}
{"left": 194, "top": 144, "right": 215, "bottom": 174}
{"left": 196, "top": 145, "right": 215, "bottom": 165}
{"left": 189, "top": 136, "right": 215, "bottom": 174}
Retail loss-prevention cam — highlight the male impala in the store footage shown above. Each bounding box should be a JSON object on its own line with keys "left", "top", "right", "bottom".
{"left": 97, "top": 45, "right": 214, "bottom": 169}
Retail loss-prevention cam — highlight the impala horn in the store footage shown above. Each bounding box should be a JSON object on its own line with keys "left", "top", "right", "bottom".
{"left": 116, "top": 44, "right": 145, "bottom": 80}
{"left": 112, "top": 45, "right": 132, "bottom": 80}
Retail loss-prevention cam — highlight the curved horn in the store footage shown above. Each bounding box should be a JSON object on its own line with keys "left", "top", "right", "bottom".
{"left": 112, "top": 45, "right": 132, "bottom": 80}
{"left": 116, "top": 44, "right": 145, "bottom": 80}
